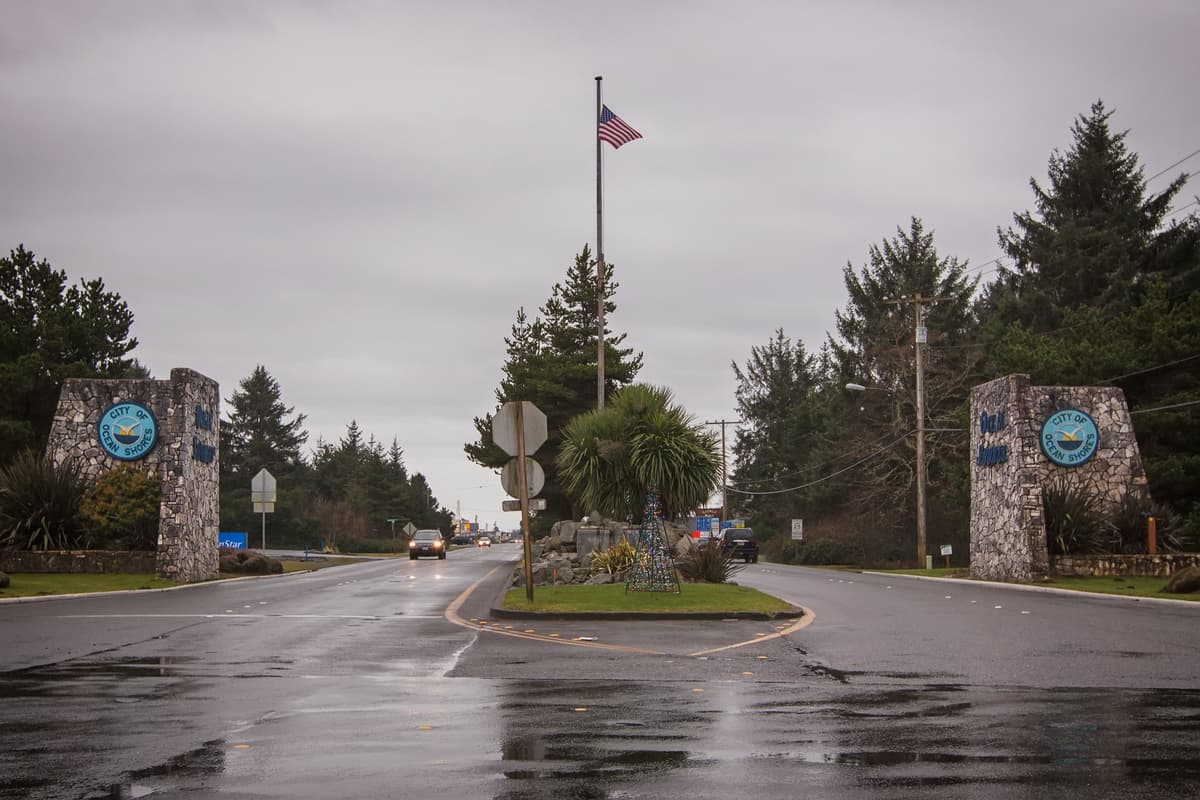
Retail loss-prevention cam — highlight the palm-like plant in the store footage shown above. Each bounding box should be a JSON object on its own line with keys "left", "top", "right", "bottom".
{"left": 557, "top": 385, "right": 720, "bottom": 522}
{"left": 0, "top": 451, "right": 87, "bottom": 550}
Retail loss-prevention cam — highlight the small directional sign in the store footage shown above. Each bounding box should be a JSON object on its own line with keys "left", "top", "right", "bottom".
{"left": 403, "top": 522, "right": 417, "bottom": 537}
{"left": 503, "top": 498, "right": 547, "bottom": 512}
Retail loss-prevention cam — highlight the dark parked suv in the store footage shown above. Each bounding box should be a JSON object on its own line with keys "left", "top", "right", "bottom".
{"left": 721, "top": 528, "right": 759, "bottom": 563}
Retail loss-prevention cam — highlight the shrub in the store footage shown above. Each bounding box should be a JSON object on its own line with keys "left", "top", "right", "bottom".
{"left": 588, "top": 539, "right": 637, "bottom": 576}
{"left": 218, "top": 547, "right": 283, "bottom": 574}
{"left": 1042, "top": 481, "right": 1106, "bottom": 556}
{"left": 1162, "top": 566, "right": 1200, "bottom": 594}
{"left": 0, "top": 451, "right": 87, "bottom": 550}
{"left": 78, "top": 465, "right": 161, "bottom": 550}
{"left": 796, "top": 537, "right": 858, "bottom": 565}
{"left": 1105, "top": 491, "right": 1184, "bottom": 554}
{"left": 0, "top": 571, "right": 9, "bottom": 588}
{"left": 334, "top": 536, "right": 396, "bottom": 554}
{"left": 677, "top": 543, "right": 743, "bottom": 583}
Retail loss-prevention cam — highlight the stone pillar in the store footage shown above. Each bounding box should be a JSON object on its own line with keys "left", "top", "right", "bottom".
{"left": 969, "top": 374, "right": 1147, "bottom": 583}
{"left": 970, "top": 375, "right": 1045, "bottom": 582}
{"left": 46, "top": 368, "right": 220, "bottom": 582}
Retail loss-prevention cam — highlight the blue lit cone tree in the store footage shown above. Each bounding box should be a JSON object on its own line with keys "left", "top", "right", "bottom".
{"left": 626, "top": 484, "right": 679, "bottom": 593}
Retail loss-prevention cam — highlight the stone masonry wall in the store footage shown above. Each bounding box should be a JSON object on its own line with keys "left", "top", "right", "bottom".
{"left": 0, "top": 550, "right": 158, "bottom": 574}
{"left": 970, "top": 374, "right": 1147, "bottom": 583}
{"left": 46, "top": 368, "right": 220, "bottom": 582}
{"left": 1054, "top": 554, "right": 1200, "bottom": 578}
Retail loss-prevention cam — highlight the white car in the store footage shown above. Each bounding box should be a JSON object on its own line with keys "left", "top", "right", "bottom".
{"left": 476, "top": 536, "right": 491, "bottom": 548}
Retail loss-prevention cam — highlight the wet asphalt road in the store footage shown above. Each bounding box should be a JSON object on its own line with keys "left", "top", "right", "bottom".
{"left": 2, "top": 546, "right": 1199, "bottom": 799}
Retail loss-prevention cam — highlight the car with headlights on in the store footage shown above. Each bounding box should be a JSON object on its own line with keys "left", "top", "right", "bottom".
{"left": 408, "top": 529, "right": 446, "bottom": 560}
{"left": 476, "top": 536, "right": 491, "bottom": 548}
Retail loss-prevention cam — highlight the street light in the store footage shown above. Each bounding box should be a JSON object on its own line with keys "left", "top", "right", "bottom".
{"left": 846, "top": 380, "right": 927, "bottom": 568}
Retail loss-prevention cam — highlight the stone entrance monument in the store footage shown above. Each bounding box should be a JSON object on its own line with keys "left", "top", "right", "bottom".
{"left": 46, "top": 368, "right": 220, "bottom": 582}
{"left": 969, "top": 374, "right": 1148, "bottom": 583}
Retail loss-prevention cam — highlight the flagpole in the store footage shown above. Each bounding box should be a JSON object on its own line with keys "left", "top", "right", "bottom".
{"left": 595, "top": 75, "right": 605, "bottom": 411}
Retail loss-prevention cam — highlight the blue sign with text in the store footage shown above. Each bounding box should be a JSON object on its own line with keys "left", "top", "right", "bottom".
{"left": 219, "top": 531, "right": 248, "bottom": 549}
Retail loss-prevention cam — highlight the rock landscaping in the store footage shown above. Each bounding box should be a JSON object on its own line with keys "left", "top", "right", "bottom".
{"left": 510, "top": 514, "right": 700, "bottom": 587}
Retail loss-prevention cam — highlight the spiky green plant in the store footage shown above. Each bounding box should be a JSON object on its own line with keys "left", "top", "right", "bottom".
{"left": 1042, "top": 480, "right": 1105, "bottom": 556}
{"left": 677, "top": 542, "right": 744, "bottom": 583}
{"left": 588, "top": 539, "right": 637, "bottom": 576}
{"left": 0, "top": 451, "right": 87, "bottom": 551}
{"left": 557, "top": 384, "right": 720, "bottom": 522}
{"left": 1105, "top": 490, "right": 1183, "bottom": 554}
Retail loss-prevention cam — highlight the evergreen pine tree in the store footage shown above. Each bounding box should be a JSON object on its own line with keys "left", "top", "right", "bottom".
{"left": 466, "top": 246, "right": 643, "bottom": 530}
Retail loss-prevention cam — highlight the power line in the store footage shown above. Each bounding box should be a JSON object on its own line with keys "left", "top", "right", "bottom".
{"left": 1103, "top": 353, "right": 1200, "bottom": 383}
{"left": 1146, "top": 148, "right": 1200, "bottom": 183}
{"left": 1130, "top": 398, "right": 1200, "bottom": 415}
{"left": 727, "top": 430, "right": 914, "bottom": 497}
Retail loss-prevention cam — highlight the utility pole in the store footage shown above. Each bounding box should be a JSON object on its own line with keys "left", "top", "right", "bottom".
{"left": 705, "top": 419, "right": 740, "bottom": 522}
{"left": 886, "top": 292, "right": 952, "bottom": 568}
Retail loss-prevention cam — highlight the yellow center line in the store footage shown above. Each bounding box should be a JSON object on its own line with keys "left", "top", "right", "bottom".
{"left": 444, "top": 566, "right": 665, "bottom": 655}
{"left": 686, "top": 607, "right": 815, "bottom": 657}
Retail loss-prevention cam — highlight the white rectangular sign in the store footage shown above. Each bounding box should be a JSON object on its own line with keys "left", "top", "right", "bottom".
{"left": 791, "top": 518, "right": 804, "bottom": 541}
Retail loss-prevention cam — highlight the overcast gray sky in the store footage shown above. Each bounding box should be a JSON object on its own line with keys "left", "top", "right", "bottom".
{"left": 3, "top": 1, "right": 1197, "bottom": 529}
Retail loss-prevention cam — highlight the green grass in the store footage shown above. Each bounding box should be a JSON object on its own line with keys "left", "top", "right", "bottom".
{"left": 1039, "top": 575, "right": 1200, "bottom": 601}
{"left": 870, "top": 567, "right": 1199, "bottom": 601}
{"left": 501, "top": 582, "right": 794, "bottom": 614}
{"left": 0, "top": 573, "right": 179, "bottom": 598}
{"left": 278, "top": 557, "right": 366, "bottom": 573}
{"left": 0, "top": 557, "right": 368, "bottom": 597}
{"left": 885, "top": 567, "right": 971, "bottom": 578}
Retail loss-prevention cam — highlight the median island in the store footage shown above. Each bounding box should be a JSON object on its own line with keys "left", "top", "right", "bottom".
{"left": 497, "top": 582, "right": 801, "bottom": 619}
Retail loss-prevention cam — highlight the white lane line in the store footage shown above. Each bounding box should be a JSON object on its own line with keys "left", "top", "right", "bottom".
{"left": 56, "top": 614, "right": 443, "bottom": 621}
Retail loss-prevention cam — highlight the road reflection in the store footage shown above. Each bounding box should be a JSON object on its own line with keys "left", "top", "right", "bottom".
{"left": 3, "top": 663, "right": 1200, "bottom": 798}
{"left": 490, "top": 680, "right": 1200, "bottom": 799}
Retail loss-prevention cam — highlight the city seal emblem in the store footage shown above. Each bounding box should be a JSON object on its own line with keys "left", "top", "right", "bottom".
{"left": 1039, "top": 408, "right": 1099, "bottom": 468}
{"left": 98, "top": 401, "right": 158, "bottom": 461}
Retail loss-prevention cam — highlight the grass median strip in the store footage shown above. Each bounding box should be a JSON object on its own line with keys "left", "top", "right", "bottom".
{"left": 0, "top": 573, "right": 179, "bottom": 598}
{"left": 1037, "top": 575, "right": 1200, "bottom": 601}
{"left": 501, "top": 583, "right": 795, "bottom": 614}
{"left": 0, "top": 557, "right": 365, "bottom": 598}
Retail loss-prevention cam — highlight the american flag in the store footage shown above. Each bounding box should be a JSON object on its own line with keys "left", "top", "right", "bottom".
{"left": 598, "top": 105, "right": 642, "bottom": 149}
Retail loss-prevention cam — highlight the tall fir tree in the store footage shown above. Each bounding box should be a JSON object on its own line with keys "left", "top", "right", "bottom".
{"left": 978, "top": 101, "right": 1200, "bottom": 537}
{"left": 0, "top": 245, "right": 139, "bottom": 462}
{"left": 729, "top": 330, "right": 839, "bottom": 539}
{"left": 466, "top": 246, "right": 643, "bottom": 531}
{"left": 220, "top": 365, "right": 308, "bottom": 481}
{"left": 218, "top": 365, "right": 310, "bottom": 543}
{"left": 983, "top": 100, "right": 1198, "bottom": 332}
{"left": 828, "top": 218, "right": 979, "bottom": 559}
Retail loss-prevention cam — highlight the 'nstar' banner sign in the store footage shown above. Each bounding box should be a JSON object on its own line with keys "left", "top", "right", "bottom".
{"left": 219, "top": 532, "right": 248, "bottom": 549}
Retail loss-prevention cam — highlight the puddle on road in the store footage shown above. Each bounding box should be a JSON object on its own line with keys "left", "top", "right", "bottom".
{"left": 84, "top": 740, "right": 226, "bottom": 800}
{"left": 7, "top": 675, "right": 1200, "bottom": 798}
{"left": 486, "top": 681, "right": 1200, "bottom": 797}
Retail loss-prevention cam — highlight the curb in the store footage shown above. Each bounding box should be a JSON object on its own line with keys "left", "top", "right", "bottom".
{"left": 0, "top": 567, "right": 316, "bottom": 605}
{"left": 863, "top": 570, "right": 1200, "bottom": 607}
{"left": 487, "top": 606, "right": 806, "bottom": 622}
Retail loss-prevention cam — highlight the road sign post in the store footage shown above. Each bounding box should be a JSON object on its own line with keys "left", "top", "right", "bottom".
{"left": 492, "top": 401, "right": 547, "bottom": 603}
{"left": 251, "top": 468, "right": 277, "bottom": 550}
{"left": 387, "top": 517, "right": 404, "bottom": 554}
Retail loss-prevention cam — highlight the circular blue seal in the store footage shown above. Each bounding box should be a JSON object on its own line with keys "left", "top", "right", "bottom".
{"left": 98, "top": 401, "right": 158, "bottom": 461}
{"left": 1040, "top": 408, "right": 1099, "bottom": 468}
